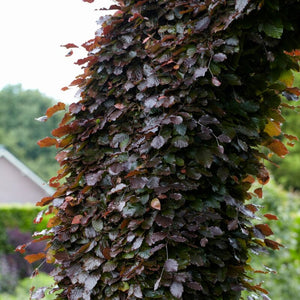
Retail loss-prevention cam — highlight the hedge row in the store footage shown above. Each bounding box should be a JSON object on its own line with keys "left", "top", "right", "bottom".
{"left": 0, "top": 205, "right": 50, "bottom": 254}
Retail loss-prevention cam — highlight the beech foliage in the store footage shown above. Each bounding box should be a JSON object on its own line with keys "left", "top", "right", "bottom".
{"left": 21, "top": 0, "right": 300, "bottom": 299}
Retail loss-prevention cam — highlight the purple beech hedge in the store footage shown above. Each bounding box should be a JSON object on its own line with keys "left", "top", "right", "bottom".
{"left": 20, "top": 0, "right": 300, "bottom": 299}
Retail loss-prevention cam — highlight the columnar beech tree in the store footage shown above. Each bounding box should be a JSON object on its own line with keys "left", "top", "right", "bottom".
{"left": 22, "top": 0, "right": 300, "bottom": 299}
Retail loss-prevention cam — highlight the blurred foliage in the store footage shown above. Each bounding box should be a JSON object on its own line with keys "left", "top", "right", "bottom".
{"left": 242, "top": 180, "right": 300, "bottom": 299}
{"left": 0, "top": 205, "right": 53, "bottom": 294}
{"left": 0, "top": 205, "right": 50, "bottom": 234}
{"left": 267, "top": 71, "right": 300, "bottom": 190}
{"left": 0, "top": 272, "right": 55, "bottom": 300}
{"left": 0, "top": 205, "right": 51, "bottom": 254}
{"left": 0, "top": 84, "right": 62, "bottom": 181}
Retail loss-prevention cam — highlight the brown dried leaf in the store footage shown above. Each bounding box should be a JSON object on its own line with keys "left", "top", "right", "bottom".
{"left": 24, "top": 253, "right": 46, "bottom": 263}
{"left": 151, "top": 198, "right": 161, "bottom": 210}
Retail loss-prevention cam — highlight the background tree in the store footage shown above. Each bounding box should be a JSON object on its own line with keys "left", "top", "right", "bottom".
{"left": 25, "top": 1, "right": 300, "bottom": 299}
{"left": 0, "top": 84, "right": 60, "bottom": 180}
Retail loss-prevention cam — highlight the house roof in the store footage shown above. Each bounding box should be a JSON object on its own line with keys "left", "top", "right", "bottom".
{"left": 0, "top": 145, "right": 54, "bottom": 195}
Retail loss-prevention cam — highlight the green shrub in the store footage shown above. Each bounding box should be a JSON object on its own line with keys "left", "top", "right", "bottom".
{"left": 0, "top": 205, "right": 51, "bottom": 254}
{"left": 0, "top": 205, "right": 50, "bottom": 232}
{"left": 0, "top": 273, "right": 55, "bottom": 300}
{"left": 243, "top": 180, "right": 300, "bottom": 299}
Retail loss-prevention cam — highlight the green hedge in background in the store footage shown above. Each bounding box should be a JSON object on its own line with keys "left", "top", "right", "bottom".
{"left": 0, "top": 205, "right": 49, "bottom": 233}
{"left": 244, "top": 180, "right": 300, "bottom": 299}
{"left": 0, "top": 205, "right": 50, "bottom": 254}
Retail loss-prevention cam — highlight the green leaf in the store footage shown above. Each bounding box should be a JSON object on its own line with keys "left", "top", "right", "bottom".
{"left": 261, "top": 20, "right": 283, "bottom": 39}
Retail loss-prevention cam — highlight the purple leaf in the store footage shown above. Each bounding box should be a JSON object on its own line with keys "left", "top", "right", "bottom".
{"left": 155, "top": 215, "right": 173, "bottom": 228}
{"left": 146, "top": 75, "right": 160, "bottom": 88}
{"left": 129, "top": 177, "right": 148, "bottom": 189}
{"left": 124, "top": 81, "right": 135, "bottom": 91}
{"left": 164, "top": 259, "right": 178, "bottom": 272}
{"left": 102, "top": 261, "right": 117, "bottom": 272}
{"left": 84, "top": 274, "right": 100, "bottom": 291}
{"left": 83, "top": 256, "right": 104, "bottom": 271}
{"left": 111, "top": 133, "right": 130, "bottom": 149}
{"left": 85, "top": 170, "right": 103, "bottom": 186}
{"left": 170, "top": 193, "right": 182, "bottom": 200}
{"left": 212, "top": 76, "right": 222, "bottom": 86}
{"left": 218, "top": 134, "right": 232, "bottom": 143}
{"left": 108, "top": 183, "right": 127, "bottom": 195}
{"left": 200, "top": 238, "right": 208, "bottom": 247}
{"left": 108, "top": 109, "right": 123, "bottom": 121}
{"left": 31, "top": 287, "right": 47, "bottom": 300}
{"left": 195, "top": 16, "right": 211, "bottom": 32}
{"left": 209, "top": 226, "right": 224, "bottom": 236}
{"left": 193, "top": 67, "right": 208, "bottom": 79}
{"left": 108, "top": 163, "right": 125, "bottom": 175}
{"left": 213, "top": 53, "right": 227, "bottom": 62}
{"left": 169, "top": 235, "right": 187, "bottom": 243}
{"left": 144, "top": 96, "right": 157, "bottom": 108}
{"left": 187, "top": 282, "right": 203, "bottom": 291}
{"left": 172, "top": 136, "right": 189, "bottom": 148}
{"left": 130, "top": 284, "right": 143, "bottom": 298}
{"left": 132, "top": 236, "right": 144, "bottom": 251}
{"left": 228, "top": 219, "right": 239, "bottom": 231}
{"left": 146, "top": 176, "right": 160, "bottom": 189}
{"left": 198, "top": 115, "right": 220, "bottom": 125}
{"left": 151, "top": 136, "right": 166, "bottom": 149}
{"left": 170, "top": 281, "right": 184, "bottom": 298}
{"left": 235, "top": 0, "right": 248, "bottom": 12}
{"left": 146, "top": 232, "right": 168, "bottom": 245}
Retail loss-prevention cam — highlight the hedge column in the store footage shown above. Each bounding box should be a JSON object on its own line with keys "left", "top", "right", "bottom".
{"left": 29, "top": 1, "right": 300, "bottom": 299}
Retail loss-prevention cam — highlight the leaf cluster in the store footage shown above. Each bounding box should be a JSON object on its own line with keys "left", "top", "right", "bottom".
{"left": 29, "top": 0, "right": 300, "bottom": 299}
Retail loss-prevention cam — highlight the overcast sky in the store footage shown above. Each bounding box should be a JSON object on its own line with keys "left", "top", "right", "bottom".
{"left": 0, "top": 0, "right": 114, "bottom": 103}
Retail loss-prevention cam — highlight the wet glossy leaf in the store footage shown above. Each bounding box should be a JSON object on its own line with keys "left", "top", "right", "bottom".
{"left": 129, "top": 284, "right": 143, "bottom": 298}
{"left": 151, "top": 136, "right": 165, "bottom": 149}
{"left": 193, "top": 67, "right": 208, "bottom": 79}
{"left": 132, "top": 236, "right": 144, "bottom": 251}
{"left": 108, "top": 183, "right": 127, "bottom": 195}
{"left": 194, "top": 16, "right": 210, "bottom": 32}
{"left": 170, "top": 281, "right": 183, "bottom": 298}
{"left": 212, "top": 76, "right": 221, "bottom": 86}
{"left": 235, "top": 0, "right": 248, "bottom": 12}
{"left": 83, "top": 256, "right": 104, "bottom": 271}
{"left": 164, "top": 259, "right": 178, "bottom": 272}
{"left": 102, "top": 261, "right": 117, "bottom": 272}
{"left": 213, "top": 53, "right": 227, "bottom": 62}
